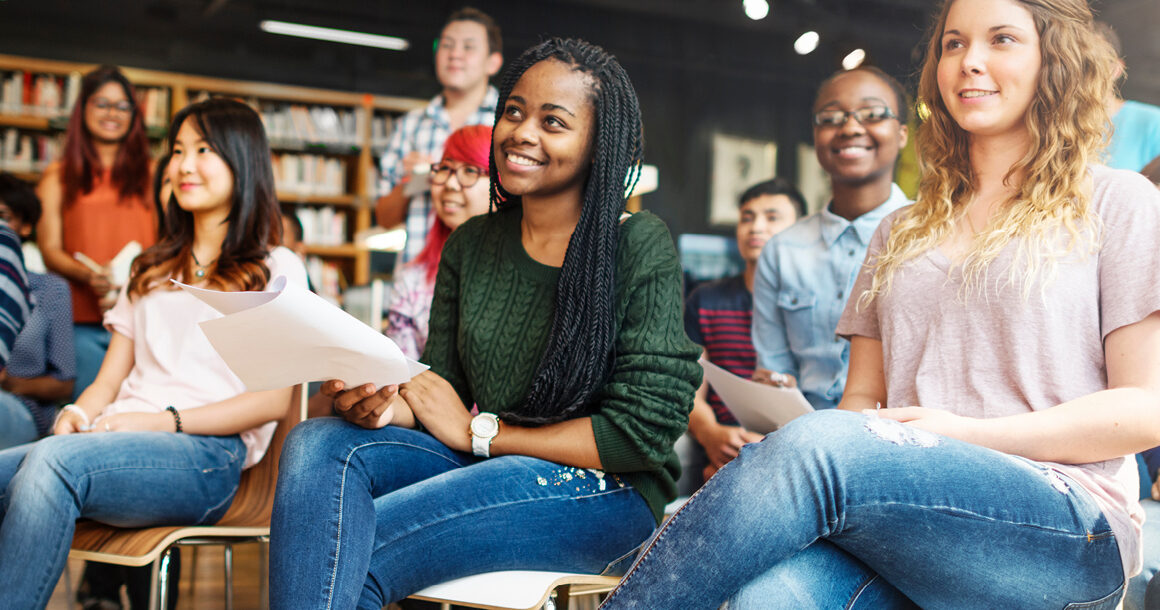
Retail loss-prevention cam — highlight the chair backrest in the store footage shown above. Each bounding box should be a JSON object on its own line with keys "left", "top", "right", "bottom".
{"left": 213, "top": 383, "right": 305, "bottom": 526}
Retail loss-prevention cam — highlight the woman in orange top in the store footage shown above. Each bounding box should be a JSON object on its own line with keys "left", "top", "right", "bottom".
{"left": 36, "top": 66, "right": 156, "bottom": 402}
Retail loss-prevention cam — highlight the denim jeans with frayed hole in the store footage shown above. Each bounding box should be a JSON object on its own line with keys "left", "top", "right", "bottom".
{"left": 601, "top": 409, "right": 1125, "bottom": 610}
{"left": 0, "top": 431, "right": 246, "bottom": 608}
{"left": 269, "top": 417, "right": 656, "bottom": 609}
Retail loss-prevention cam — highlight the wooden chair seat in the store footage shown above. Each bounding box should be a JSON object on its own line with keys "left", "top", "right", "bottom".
{"left": 408, "top": 570, "right": 621, "bottom": 610}
{"left": 68, "top": 384, "right": 306, "bottom": 608}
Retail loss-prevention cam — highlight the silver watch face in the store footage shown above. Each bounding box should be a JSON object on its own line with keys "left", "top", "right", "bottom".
{"left": 471, "top": 414, "right": 499, "bottom": 437}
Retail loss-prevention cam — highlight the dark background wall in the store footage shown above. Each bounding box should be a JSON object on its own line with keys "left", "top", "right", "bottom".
{"left": 0, "top": 0, "right": 1153, "bottom": 239}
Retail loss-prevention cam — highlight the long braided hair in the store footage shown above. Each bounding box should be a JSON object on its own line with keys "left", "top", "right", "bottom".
{"left": 491, "top": 38, "right": 644, "bottom": 425}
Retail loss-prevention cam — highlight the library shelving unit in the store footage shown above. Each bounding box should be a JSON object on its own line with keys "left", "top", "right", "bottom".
{"left": 0, "top": 53, "right": 425, "bottom": 302}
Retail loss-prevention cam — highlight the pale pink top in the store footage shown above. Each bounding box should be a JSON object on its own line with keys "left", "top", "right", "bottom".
{"left": 837, "top": 165, "right": 1160, "bottom": 578}
{"left": 103, "top": 247, "right": 308, "bottom": 468}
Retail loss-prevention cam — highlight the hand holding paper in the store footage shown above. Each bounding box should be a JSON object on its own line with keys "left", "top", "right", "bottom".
{"left": 699, "top": 359, "right": 813, "bottom": 434}
{"left": 177, "top": 276, "right": 428, "bottom": 392}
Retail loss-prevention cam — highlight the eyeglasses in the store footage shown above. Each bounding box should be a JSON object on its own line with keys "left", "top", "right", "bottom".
{"left": 813, "top": 105, "right": 897, "bottom": 127}
{"left": 429, "top": 163, "right": 485, "bottom": 188}
{"left": 89, "top": 97, "right": 134, "bottom": 115}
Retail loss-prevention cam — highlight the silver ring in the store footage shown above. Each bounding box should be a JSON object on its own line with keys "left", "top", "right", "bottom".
{"left": 104, "top": 422, "right": 110, "bottom": 431}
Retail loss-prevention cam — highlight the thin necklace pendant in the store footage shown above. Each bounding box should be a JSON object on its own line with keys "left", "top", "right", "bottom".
{"left": 191, "top": 251, "right": 214, "bottom": 280}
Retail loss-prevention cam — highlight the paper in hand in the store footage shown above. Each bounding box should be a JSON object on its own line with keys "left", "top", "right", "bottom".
{"left": 699, "top": 359, "right": 814, "bottom": 434}
{"left": 109, "top": 241, "right": 142, "bottom": 286}
{"left": 176, "top": 276, "right": 428, "bottom": 392}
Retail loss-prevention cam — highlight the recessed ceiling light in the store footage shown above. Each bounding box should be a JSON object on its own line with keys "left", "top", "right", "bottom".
{"left": 743, "top": 0, "right": 769, "bottom": 21}
{"left": 259, "top": 20, "right": 409, "bottom": 51}
{"left": 794, "top": 31, "right": 819, "bottom": 55}
{"left": 842, "top": 48, "right": 866, "bottom": 70}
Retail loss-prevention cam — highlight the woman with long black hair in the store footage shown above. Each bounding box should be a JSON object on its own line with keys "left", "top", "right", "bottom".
{"left": 0, "top": 98, "right": 306, "bottom": 608}
{"left": 269, "top": 38, "right": 701, "bottom": 609}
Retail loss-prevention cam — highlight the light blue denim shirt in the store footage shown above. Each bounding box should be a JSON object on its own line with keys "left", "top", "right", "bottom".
{"left": 752, "top": 184, "right": 909, "bottom": 410}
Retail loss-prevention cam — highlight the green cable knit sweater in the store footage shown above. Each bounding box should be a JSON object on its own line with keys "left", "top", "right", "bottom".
{"left": 421, "top": 205, "right": 702, "bottom": 523}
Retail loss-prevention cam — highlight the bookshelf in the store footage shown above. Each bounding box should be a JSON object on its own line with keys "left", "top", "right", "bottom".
{"left": 0, "top": 53, "right": 425, "bottom": 301}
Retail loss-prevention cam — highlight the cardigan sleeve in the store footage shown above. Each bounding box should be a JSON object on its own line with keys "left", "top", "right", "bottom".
{"left": 589, "top": 213, "right": 702, "bottom": 473}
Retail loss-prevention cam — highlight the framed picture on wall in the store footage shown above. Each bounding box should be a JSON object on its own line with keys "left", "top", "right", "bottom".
{"left": 796, "top": 143, "right": 832, "bottom": 215}
{"left": 709, "top": 133, "right": 777, "bottom": 226}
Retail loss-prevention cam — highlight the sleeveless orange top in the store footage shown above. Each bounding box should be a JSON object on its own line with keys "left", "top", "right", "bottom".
{"left": 61, "top": 170, "right": 157, "bottom": 323}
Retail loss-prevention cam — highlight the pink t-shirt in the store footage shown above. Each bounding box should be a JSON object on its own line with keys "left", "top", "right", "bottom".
{"left": 837, "top": 165, "right": 1160, "bottom": 578}
{"left": 102, "top": 246, "right": 308, "bottom": 468}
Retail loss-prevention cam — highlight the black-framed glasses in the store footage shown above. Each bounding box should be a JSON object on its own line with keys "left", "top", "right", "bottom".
{"left": 429, "top": 163, "right": 484, "bottom": 188}
{"left": 813, "top": 105, "right": 897, "bottom": 127}
{"left": 89, "top": 97, "right": 134, "bottom": 115}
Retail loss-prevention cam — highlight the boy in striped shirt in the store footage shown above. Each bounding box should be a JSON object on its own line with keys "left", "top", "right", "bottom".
{"left": 681, "top": 178, "right": 805, "bottom": 491}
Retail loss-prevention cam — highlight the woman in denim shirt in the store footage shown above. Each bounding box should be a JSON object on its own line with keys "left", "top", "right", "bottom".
{"left": 750, "top": 66, "right": 910, "bottom": 411}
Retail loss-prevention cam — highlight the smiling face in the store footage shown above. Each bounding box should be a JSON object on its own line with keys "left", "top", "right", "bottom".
{"left": 436, "top": 20, "right": 502, "bottom": 94}
{"left": 812, "top": 70, "right": 908, "bottom": 186}
{"left": 431, "top": 159, "right": 490, "bottom": 230}
{"left": 936, "top": 0, "right": 1042, "bottom": 141}
{"left": 84, "top": 81, "right": 134, "bottom": 143}
{"left": 494, "top": 59, "right": 596, "bottom": 205}
{"left": 735, "top": 194, "right": 799, "bottom": 263}
{"left": 169, "top": 119, "right": 234, "bottom": 220}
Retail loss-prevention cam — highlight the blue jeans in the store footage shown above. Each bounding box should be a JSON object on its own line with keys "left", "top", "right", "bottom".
{"left": 1126, "top": 499, "right": 1160, "bottom": 610}
{"left": 72, "top": 323, "right": 110, "bottom": 401}
{"left": 269, "top": 418, "right": 656, "bottom": 609}
{"left": 601, "top": 410, "right": 1125, "bottom": 610}
{"left": 0, "top": 431, "right": 246, "bottom": 608}
{"left": 0, "top": 391, "right": 36, "bottom": 450}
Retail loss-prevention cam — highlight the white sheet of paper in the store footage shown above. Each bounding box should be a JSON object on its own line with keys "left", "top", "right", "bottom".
{"left": 699, "top": 359, "right": 814, "bottom": 434}
{"left": 109, "top": 241, "right": 141, "bottom": 286}
{"left": 176, "top": 276, "right": 428, "bottom": 392}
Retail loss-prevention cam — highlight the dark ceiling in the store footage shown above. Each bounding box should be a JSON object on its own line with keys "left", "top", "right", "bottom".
{"left": 1, "top": 0, "right": 939, "bottom": 96}
{"left": 1, "top": 0, "right": 1153, "bottom": 238}
{"left": 1, "top": 0, "right": 1150, "bottom": 101}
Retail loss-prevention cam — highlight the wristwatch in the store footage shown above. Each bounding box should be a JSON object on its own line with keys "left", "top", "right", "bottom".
{"left": 470, "top": 413, "right": 501, "bottom": 458}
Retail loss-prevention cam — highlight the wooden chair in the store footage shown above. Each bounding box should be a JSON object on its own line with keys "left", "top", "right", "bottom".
{"left": 408, "top": 570, "right": 621, "bottom": 610}
{"left": 68, "top": 384, "right": 307, "bottom": 610}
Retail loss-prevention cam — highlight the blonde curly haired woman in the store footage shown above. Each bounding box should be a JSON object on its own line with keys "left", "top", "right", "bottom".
{"left": 601, "top": 0, "right": 1160, "bottom": 607}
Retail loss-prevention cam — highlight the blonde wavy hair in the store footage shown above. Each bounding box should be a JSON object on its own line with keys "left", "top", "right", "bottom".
{"left": 864, "top": 0, "right": 1118, "bottom": 304}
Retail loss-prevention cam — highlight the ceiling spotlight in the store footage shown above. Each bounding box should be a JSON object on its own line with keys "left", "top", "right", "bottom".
{"left": 743, "top": 0, "right": 770, "bottom": 20}
{"left": 842, "top": 48, "right": 866, "bottom": 70}
{"left": 260, "top": 20, "right": 410, "bottom": 51}
{"left": 794, "top": 31, "right": 819, "bottom": 55}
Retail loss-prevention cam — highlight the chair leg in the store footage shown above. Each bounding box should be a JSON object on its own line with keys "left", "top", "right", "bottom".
{"left": 554, "top": 584, "right": 572, "bottom": 610}
{"left": 61, "top": 559, "right": 73, "bottom": 610}
{"left": 223, "top": 543, "right": 233, "bottom": 610}
{"left": 188, "top": 546, "right": 199, "bottom": 599}
{"left": 260, "top": 540, "right": 269, "bottom": 609}
{"left": 156, "top": 548, "right": 174, "bottom": 610}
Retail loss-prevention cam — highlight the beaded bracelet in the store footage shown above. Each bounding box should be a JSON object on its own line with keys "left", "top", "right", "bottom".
{"left": 166, "top": 405, "right": 183, "bottom": 433}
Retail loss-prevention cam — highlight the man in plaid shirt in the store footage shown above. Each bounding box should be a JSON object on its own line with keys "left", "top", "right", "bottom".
{"left": 376, "top": 7, "right": 502, "bottom": 265}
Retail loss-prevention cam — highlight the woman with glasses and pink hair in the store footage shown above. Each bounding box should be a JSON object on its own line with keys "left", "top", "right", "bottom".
{"left": 384, "top": 125, "right": 492, "bottom": 359}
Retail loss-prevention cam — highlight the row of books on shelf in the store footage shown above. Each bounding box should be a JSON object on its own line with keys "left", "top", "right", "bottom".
{"left": 0, "top": 71, "right": 78, "bottom": 117}
{"left": 272, "top": 153, "right": 347, "bottom": 197}
{"left": 262, "top": 103, "right": 360, "bottom": 149}
{"left": 293, "top": 205, "right": 348, "bottom": 247}
{"left": 305, "top": 255, "right": 343, "bottom": 305}
{"left": 190, "top": 91, "right": 363, "bottom": 149}
{"left": 0, "top": 128, "right": 60, "bottom": 174}
{"left": 0, "top": 71, "right": 171, "bottom": 128}
{"left": 369, "top": 114, "right": 395, "bottom": 151}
